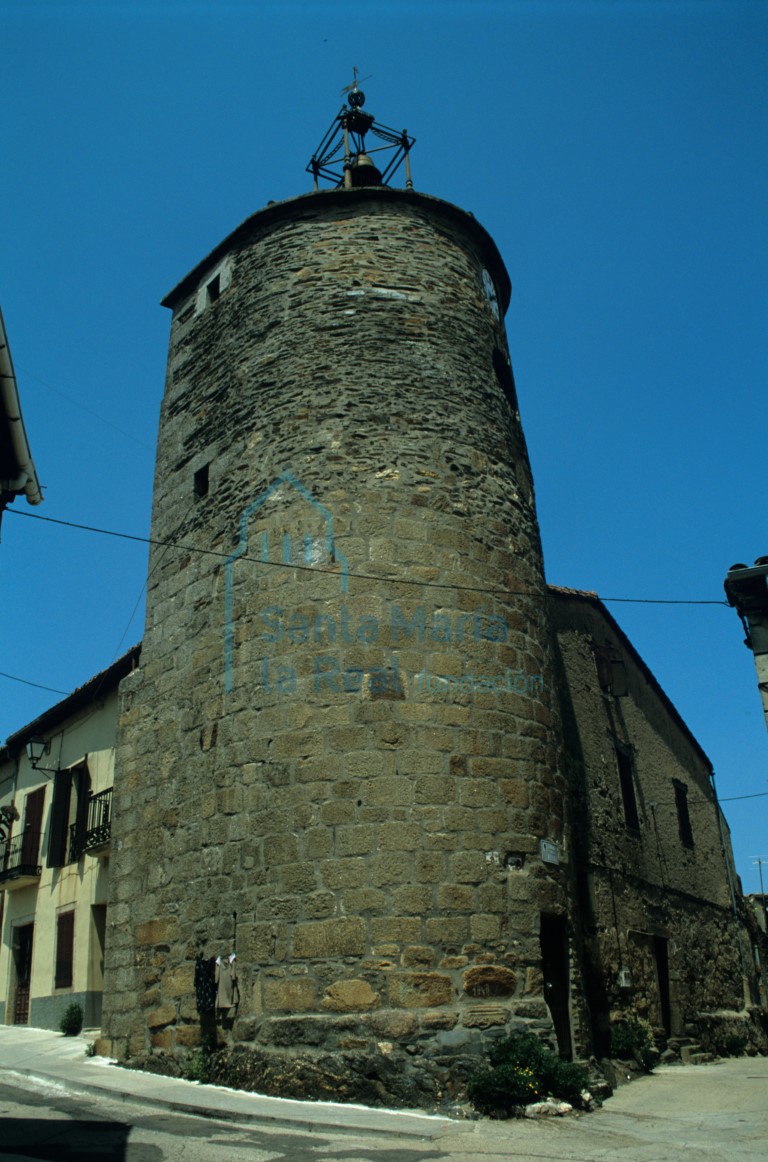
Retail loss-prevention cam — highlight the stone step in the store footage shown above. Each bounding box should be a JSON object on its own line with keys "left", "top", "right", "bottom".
{"left": 680, "top": 1043, "right": 715, "bottom": 1065}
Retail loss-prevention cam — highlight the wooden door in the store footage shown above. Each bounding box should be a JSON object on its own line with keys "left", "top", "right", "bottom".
{"left": 13, "top": 924, "right": 34, "bottom": 1025}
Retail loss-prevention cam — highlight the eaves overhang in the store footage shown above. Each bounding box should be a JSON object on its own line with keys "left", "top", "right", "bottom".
{"left": 0, "top": 644, "right": 141, "bottom": 760}
{"left": 0, "top": 306, "right": 43, "bottom": 509}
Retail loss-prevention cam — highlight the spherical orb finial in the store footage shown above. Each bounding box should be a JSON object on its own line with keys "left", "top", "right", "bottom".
{"left": 348, "top": 88, "right": 366, "bottom": 109}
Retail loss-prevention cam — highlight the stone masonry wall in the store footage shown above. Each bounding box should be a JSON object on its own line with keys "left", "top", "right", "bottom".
{"left": 101, "top": 189, "right": 573, "bottom": 1082}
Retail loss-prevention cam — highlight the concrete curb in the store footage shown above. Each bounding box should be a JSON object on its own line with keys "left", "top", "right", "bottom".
{"left": 0, "top": 1026, "right": 469, "bottom": 1141}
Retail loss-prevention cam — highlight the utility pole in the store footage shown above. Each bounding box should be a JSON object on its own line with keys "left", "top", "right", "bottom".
{"left": 724, "top": 558, "right": 768, "bottom": 738}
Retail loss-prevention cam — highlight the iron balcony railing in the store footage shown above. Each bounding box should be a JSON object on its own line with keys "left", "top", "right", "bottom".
{"left": 84, "top": 787, "right": 112, "bottom": 851}
{"left": 0, "top": 830, "right": 42, "bottom": 883}
{"left": 67, "top": 787, "right": 113, "bottom": 862}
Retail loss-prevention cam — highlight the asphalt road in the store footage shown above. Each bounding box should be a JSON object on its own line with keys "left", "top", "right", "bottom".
{"left": 0, "top": 1073, "right": 443, "bottom": 1162}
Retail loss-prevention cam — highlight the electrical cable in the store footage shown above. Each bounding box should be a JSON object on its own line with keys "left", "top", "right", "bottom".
{"left": 5, "top": 508, "right": 731, "bottom": 607}
{"left": 0, "top": 671, "right": 69, "bottom": 696}
{"left": 719, "top": 791, "right": 768, "bottom": 802}
{"left": 15, "top": 363, "right": 153, "bottom": 451}
{"left": 3, "top": 501, "right": 202, "bottom": 737}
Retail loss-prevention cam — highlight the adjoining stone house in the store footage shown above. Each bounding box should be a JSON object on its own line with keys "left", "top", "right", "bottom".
{"left": 0, "top": 647, "right": 139, "bottom": 1029}
{"left": 550, "top": 587, "right": 765, "bottom": 1058}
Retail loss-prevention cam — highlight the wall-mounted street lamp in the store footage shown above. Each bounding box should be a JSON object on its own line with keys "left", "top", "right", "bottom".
{"left": 724, "top": 557, "right": 768, "bottom": 739}
{"left": 25, "top": 737, "right": 58, "bottom": 775}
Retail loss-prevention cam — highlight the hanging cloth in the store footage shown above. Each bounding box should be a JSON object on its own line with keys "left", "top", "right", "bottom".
{"left": 215, "top": 955, "right": 240, "bottom": 1015}
{"left": 194, "top": 953, "right": 216, "bottom": 1014}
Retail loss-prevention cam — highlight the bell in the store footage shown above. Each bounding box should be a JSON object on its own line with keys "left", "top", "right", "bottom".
{"left": 349, "top": 153, "right": 383, "bottom": 187}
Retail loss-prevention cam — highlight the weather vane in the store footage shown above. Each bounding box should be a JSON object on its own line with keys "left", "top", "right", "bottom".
{"left": 307, "top": 70, "right": 415, "bottom": 190}
{"left": 340, "top": 66, "right": 372, "bottom": 105}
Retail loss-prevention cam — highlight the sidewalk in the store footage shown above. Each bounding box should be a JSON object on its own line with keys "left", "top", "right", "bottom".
{"left": 0, "top": 1025, "right": 468, "bottom": 1141}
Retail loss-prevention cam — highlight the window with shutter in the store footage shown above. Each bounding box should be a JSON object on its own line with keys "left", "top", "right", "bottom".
{"left": 70, "top": 765, "right": 90, "bottom": 861}
{"left": 615, "top": 743, "right": 640, "bottom": 833}
{"left": 595, "top": 644, "right": 628, "bottom": 697}
{"left": 47, "top": 772, "right": 71, "bottom": 868}
{"left": 47, "top": 762, "right": 90, "bottom": 867}
{"left": 674, "top": 780, "right": 694, "bottom": 848}
{"left": 21, "top": 787, "right": 45, "bottom": 868}
{"left": 55, "top": 910, "right": 75, "bottom": 989}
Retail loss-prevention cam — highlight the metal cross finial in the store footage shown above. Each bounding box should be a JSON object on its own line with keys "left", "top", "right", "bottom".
{"left": 340, "top": 66, "right": 371, "bottom": 97}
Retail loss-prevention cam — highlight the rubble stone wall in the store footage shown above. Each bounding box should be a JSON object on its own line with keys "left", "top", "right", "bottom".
{"left": 551, "top": 591, "right": 760, "bottom": 1051}
{"left": 101, "top": 189, "right": 572, "bottom": 1081}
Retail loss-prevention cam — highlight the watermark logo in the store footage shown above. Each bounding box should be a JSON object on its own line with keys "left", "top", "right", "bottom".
{"left": 414, "top": 669, "right": 544, "bottom": 698}
{"left": 224, "top": 473, "right": 542, "bottom": 700}
{"left": 225, "top": 471, "right": 348, "bottom": 693}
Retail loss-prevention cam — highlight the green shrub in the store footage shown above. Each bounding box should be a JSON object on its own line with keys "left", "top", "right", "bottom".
{"left": 468, "top": 1063, "right": 544, "bottom": 1114}
{"left": 721, "top": 1032, "right": 747, "bottom": 1057}
{"left": 184, "top": 1029, "right": 218, "bottom": 1084}
{"left": 468, "top": 1032, "right": 589, "bottom": 1118}
{"left": 542, "top": 1058, "right": 593, "bottom": 1105}
{"left": 610, "top": 1014, "right": 659, "bottom": 1071}
{"left": 59, "top": 1002, "right": 84, "bottom": 1037}
{"left": 185, "top": 1047, "right": 212, "bottom": 1083}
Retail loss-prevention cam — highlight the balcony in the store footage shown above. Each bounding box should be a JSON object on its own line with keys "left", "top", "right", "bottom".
{"left": 0, "top": 831, "right": 42, "bottom": 889}
{"left": 69, "top": 788, "right": 113, "bottom": 861}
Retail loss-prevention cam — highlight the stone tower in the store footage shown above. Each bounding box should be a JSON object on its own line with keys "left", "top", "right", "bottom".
{"left": 102, "top": 91, "right": 572, "bottom": 1100}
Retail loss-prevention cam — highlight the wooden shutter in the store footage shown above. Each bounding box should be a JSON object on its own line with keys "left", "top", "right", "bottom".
{"left": 616, "top": 745, "right": 640, "bottom": 832}
{"left": 674, "top": 780, "right": 694, "bottom": 848}
{"left": 71, "top": 763, "right": 91, "bottom": 860}
{"left": 21, "top": 787, "right": 45, "bottom": 867}
{"left": 595, "top": 645, "right": 628, "bottom": 697}
{"left": 47, "top": 771, "right": 71, "bottom": 868}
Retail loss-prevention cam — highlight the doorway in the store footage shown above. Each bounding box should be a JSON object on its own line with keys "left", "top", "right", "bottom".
{"left": 12, "top": 924, "right": 34, "bottom": 1025}
{"left": 652, "top": 935, "right": 672, "bottom": 1036}
{"left": 540, "top": 913, "right": 573, "bottom": 1058}
{"left": 87, "top": 904, "right": 107, "bottom": 1026}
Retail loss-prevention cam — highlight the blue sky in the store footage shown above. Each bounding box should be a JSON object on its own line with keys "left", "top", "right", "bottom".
{"left": 2, "top": 0, "right": 767, "bottom": 891}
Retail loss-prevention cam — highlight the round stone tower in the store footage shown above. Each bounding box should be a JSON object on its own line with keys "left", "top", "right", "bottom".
{"left": 102, "top": 117, "right": 572, "bottom": 1100}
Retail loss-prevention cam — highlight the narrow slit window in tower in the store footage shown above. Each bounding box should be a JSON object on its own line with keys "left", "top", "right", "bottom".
{"left": 194, "top": 464, "right": 209, "bottom": 499}
{"left": 493, "top": 348, "right": 518, "bottom": 411}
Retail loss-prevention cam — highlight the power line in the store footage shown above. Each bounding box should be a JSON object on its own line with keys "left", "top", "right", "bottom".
{"left": 719, "top": 791, "right": 768, "bottom": 802}
{"left": 0, "top": 671, "right": 69, "bottom": 696}
{"left": 16, "top": 363, "right": 153, "bottom": 451}
{"left": 6, "top": 508, "right": 731, "bottom": 608}
{"left": 2, "top": 500, "right": 194, "bottom": 709}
